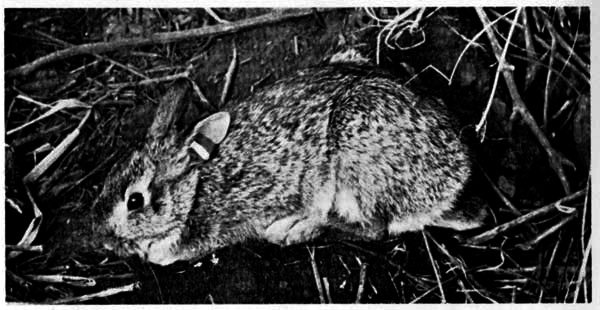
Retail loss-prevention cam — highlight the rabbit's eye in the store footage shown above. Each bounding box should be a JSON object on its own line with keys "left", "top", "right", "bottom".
{"left": 127, "top": 192, "right": 145, "bottom": 211}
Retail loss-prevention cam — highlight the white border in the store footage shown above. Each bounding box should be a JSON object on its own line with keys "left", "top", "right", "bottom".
{"left": 1, "top": 1, "right": 598, "bottom": 308}
{"left": 0, "top": 0, "right": 594, "bottom": 9}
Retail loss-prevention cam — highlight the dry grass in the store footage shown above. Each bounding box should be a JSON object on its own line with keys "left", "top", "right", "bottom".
{"left": 4, "top": 7, "right": 590, "bottom": 303}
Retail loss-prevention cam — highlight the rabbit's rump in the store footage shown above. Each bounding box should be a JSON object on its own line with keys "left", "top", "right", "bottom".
{"left": 216, "top": 65, "right": 474, "bottom": 245}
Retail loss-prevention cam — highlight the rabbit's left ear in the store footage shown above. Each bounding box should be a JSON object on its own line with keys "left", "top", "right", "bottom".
{"left": 186, "top": 112, "right": 231, "bottom": 160}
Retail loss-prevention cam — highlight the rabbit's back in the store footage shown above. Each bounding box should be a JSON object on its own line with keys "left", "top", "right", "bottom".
{"left": 202, "top": 64, "right": 471, "bottom": 235}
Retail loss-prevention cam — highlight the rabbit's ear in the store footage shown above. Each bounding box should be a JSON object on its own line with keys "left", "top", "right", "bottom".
{"left": 186, "top": 112, "right": 231, "bottom": 160}
{"left": 149, "top": 83, "right": 188, "bottom": 141}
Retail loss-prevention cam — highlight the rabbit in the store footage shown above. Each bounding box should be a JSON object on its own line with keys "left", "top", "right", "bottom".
{"left": 93, "top": 63, "right": 486, "bottom": 266}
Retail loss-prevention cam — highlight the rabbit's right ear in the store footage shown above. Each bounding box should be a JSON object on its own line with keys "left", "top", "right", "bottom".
{"left": 186, "top": 112, "right": 231, "bottom": 160}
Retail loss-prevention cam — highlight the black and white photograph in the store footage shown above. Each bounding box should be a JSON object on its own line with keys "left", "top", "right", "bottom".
{"left": 2, "top": 2, "right": 594, "bottom": 304}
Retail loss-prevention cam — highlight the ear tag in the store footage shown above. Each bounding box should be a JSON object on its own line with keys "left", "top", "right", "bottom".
{"left": 189, "top": 135, "right": 216, "bottom": 161}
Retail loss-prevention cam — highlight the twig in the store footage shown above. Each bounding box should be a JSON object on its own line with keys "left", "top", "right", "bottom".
{"left": 7, "top": 98, "right": 88, "bottom": 136}
{"left": 487, "top": 8, "right": 524, "bottom": 29}
{"left": 422, "top": 231, "right": 446, "bottom": 303}
{"left": 457, "top": 279, "right": 474, "bottom": 303}
{"left": 189, "top": 78, "right": 215, "bottom": 112}
{"left": 515, "top": 213, "right": 577, "bottom": 250}
{"left": 408, "top": 284, "right": 439, "bottom": 303}
{"left": 23, "top": 109, "right": 92, "bottom": 183}
{"left": 572, "top": 228, "right": 591, "bottom": 303}
{"left": 7, "top": 8, "right": 332, "bottom": 78}
{"left": 34, "top": 29, "right": 148, "bottom": 79}
{"left": 474, "top": 7, "right": 521, "bottom": 138}
{"left": 521, "top": 8, "right": 539, "bottom": 91}
{"left": 467, "top": 189, "right": 585, "bottom": 244}
{"left": 6, "top": 244, "right": 44, "bottom": 253}
{"left": 449, "top": 8, "right": 518, "bottom": 86}
{"left": 538, "top": 8, "right": 589, "bottom": 75}
{"left": 538, "top": 234, "right": 561, "bottom": 302}
{"left": 355, "top": 262, "right": 368, "bottom": 303}
{"left": 250, "top": 72, "right": 272, "bottom": 93}
{"left": 108, "top": 71, "right": 190, "bottom": 89}
{"left": 574, "top": 174, "right": 591, "bottom": 302}
{"left": 322, "top": 277, "right": 332, "bottom": 303}
{"left": 510, "top": 53, "right": 584, "bottom": 96}
{"left": 533, "top": 35, "right": 590, "bottom": 81}
{"left": 149, "top": 265, "right": 164, "bottom": 304}
{"left": 51, "top": 282, "right": 140, "bottom": 304}
{"left": 476, "top": 7, "right": 572, "bottom": 194}
{"left": 339, "top": 240, "right": 419, "bottom": 282}
{"left": 307, "top": 246, "right": 326, "bottom": 304}
{"left": 555, "top": 8, "right": 584, "bottom": 82}
{"left": 293, "top": 36, "right": 299, "bottom": 55}
{"left": 543, "top": 35, "right": 557, "bottom": 129}
{"left": 368, "top": 7, "right": 421, "bottom": 64}
{"left": 205, "top": 8, "right": 230, "bottom": 24}
{"left": 25, "top": 274, "right": 96, "bottom": 287}
{"left": 219, "top": 45, "right": 238, "bottom": 107}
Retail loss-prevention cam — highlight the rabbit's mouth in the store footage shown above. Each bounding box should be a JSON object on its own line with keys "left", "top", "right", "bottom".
{"left": 135, "top": 234, "right": 183, "bottom": 266}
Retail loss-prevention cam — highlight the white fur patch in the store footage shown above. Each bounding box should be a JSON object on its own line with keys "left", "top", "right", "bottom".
{"left": 108, "top": 200, "right": 128, "bottom": 235}
{"left": 334, "top": 187, "right": 363, "bottom": 223}
{"left": 141, "top": 233, "right": 182, "bottom": 266}
{"left": 311, "top": 180, "right": 335, "bottom": 217}
{"left": 387, "top": 218, "right": 427, "bottom": 234}
{"left": 387, "top": 208, "right": 446, "bottom": 234}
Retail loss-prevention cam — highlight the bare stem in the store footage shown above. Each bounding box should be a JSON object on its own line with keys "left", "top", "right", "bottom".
{"left": 7, "top": 8, "right": 331, "bottom": 78}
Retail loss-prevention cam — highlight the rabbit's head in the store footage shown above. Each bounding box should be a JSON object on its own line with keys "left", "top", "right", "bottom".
{"left": 94, "top": 85, "right": 230, "bottom": 265}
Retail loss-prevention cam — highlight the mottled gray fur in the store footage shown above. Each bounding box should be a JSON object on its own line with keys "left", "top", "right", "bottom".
{"left": 94, "top": 64, "right": 484, "bottom": 265}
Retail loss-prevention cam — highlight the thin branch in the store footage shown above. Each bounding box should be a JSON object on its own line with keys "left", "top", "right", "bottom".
{"left": 355, "top": 262, "right": 368, "bottom": 303}
{"left": 23, "top": 109, "right": 93, "bottom": 183}
{"left": 107, "top": 70, "right": 190, "bottom": 89}
{"left": 467, "top": 189, "right": 585, "bottom": 244}
{"left": 7, "top": 8, "right": 332, "bottom": 78}
{"left": 220, "top": 45, "right": 238, "bottom": 107}
{"left": 449, "top": 8, "right": 518, "bottom": 86}
{"left": 307, "top": 246, "right": 326, "bottom": 304}
{"left": 474, "top": 7, "right": 521, "bottom": 137}
{"left": 51, "top": 282, "right": 140, "bottom": 304}
{"left": 475, "top": 7, "right": 572, "bottom": 194}
{"left": 515, "top": 213, "right": 577, "bottom": 250}
{"left": 422, "top": 231, "right": 446, "bottom": 303}
{"left": 34, "top": 29, "right": 149, "bottom": 79}
{"left": 521, "top": 8, "right": 538, "bottom": 91}
{"left": 543, "top": 35, "right": 557, "bottom": 129}
{"left": 538, "top": 8, "right": 589, "bottom": 75}
{"left": 572, "top": 226, "right": 591, "bottom": 303}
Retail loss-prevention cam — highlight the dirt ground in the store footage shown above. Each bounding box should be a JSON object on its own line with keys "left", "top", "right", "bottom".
{"left": 4, "top": 8, "right": 591, "bottom": 303}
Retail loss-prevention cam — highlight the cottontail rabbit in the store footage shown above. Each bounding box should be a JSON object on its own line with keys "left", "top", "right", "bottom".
{"left": 94, "top": 64, "right": 485, "bottom": 265}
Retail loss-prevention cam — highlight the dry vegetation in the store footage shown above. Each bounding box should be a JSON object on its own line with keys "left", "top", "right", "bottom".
{"left": 4, "top": 7, "right": 590, "bottom": 303}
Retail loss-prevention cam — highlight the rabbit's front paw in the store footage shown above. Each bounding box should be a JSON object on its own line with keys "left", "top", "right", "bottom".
{"left": 265, "top": 214, "right": 323, "bottom": 246}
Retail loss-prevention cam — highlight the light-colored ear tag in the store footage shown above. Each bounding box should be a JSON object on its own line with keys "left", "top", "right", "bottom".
{"left": 189, "top": 134, "right": 216, "bottom": 161}
{"left": 190, "top": 142, "right": 210, "bottom": 160}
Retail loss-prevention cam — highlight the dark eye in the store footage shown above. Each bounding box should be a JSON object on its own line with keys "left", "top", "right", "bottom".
{"left": 127, "top": 192, "right": 145, "bottom": 211}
